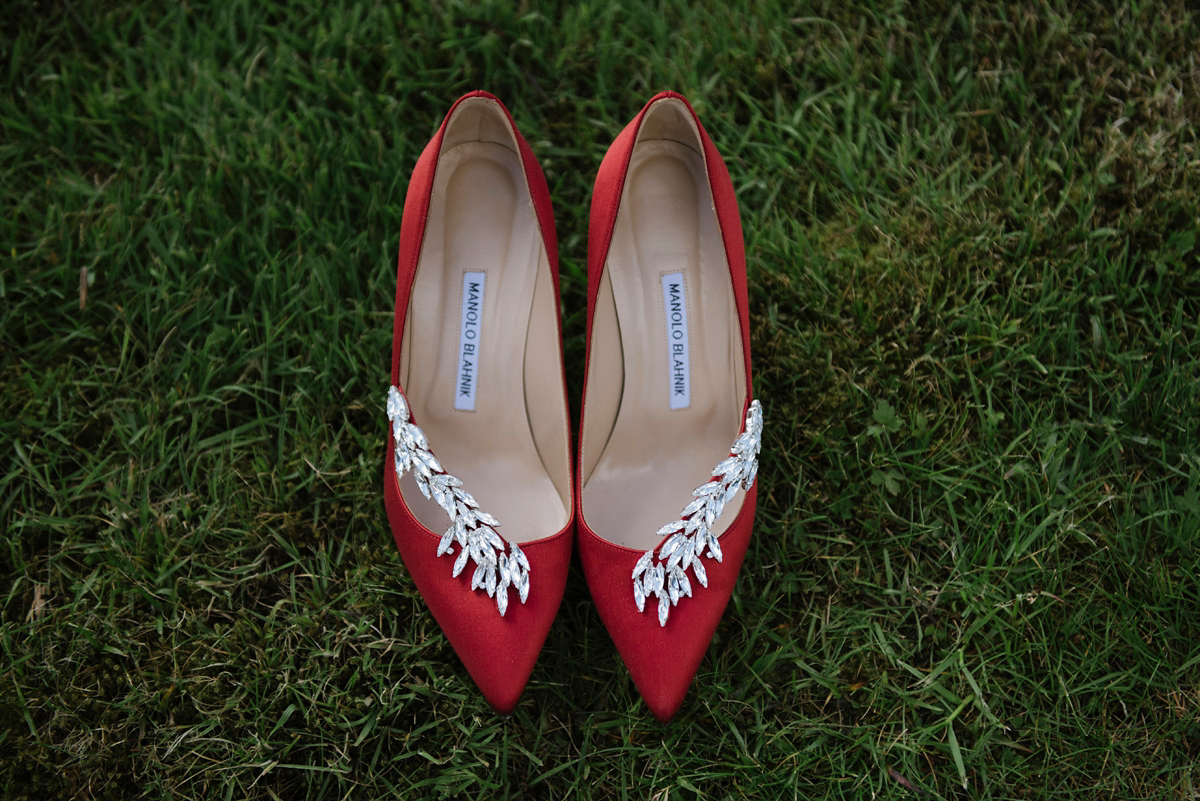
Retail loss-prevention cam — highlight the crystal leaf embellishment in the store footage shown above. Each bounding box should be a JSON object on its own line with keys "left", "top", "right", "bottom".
{"left": 387, "top": 385, "right": 529, "bottom": 616}
{"left": 631, "top": 399, "right": 762, "bottom": 626}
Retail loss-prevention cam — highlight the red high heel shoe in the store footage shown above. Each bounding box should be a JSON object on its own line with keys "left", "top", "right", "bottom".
{"left": 384, "top": 91, "right": 574, "bottom": 714}
{"left": 576, "top": 92, "right": 762, "bottom": 723}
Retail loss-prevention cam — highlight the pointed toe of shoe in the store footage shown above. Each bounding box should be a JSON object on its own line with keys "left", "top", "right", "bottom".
{"left": 456, "top": 581, "right": 563, "bottom": 714}
{"left": 640, "top": 677, "right": 689, "bottom": 725}
{"left": 577, "top": 491, "right": 756, "bottom": 721}
{"left": 385, "top": 471, "right": 572, "bottom": 714}
{"left": 622, "top": 635, "right": 695, "bottom": 723}
{"left": 449, "top": 545, "right": 570, "bottom": 715}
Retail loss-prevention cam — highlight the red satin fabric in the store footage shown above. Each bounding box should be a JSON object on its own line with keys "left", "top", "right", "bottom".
{"left": 384, "top": 448, "right": 572, "bottom": 714}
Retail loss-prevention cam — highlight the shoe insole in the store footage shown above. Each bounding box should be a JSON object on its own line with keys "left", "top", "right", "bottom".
{"left": 399, "top": 139, "right": 569, "bottom": 543}
{"left": 582, "top": 138, "right": 746, "bottom": 550}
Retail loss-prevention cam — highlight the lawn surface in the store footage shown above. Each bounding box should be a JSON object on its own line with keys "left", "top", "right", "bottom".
{"left": 2, "top": 1, "right": 1199, "bottom": 798}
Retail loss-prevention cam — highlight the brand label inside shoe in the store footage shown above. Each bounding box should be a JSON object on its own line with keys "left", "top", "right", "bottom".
{"left": 661, "top": 271, "right": 690, "bottom": 410}
{"left": 455, "top": 271, "right": 486, "bottom": 411}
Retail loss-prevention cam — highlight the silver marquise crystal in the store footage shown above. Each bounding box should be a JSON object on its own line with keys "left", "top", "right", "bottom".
{"left": 632, "top": 399, "right": 762, "bottom": 626}
{"left": 387, "top": 385, "right": 529, "bottom": 616}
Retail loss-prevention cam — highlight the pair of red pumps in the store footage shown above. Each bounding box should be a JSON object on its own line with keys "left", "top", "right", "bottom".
{"left": 383, "top": 91, "right": 761, "bottom": 723}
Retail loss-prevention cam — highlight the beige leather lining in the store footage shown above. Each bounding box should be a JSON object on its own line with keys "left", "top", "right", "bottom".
{"left": 398, "top": 98, "right": 570, "bottom": 543}
{"left": 580, "top": 268, "right": 623, "bottom": 480}
{"left": 581, "top": 98, "right": 747, "bottom": 550}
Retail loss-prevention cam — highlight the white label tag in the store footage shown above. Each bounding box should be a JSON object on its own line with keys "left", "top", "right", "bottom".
{"left": 454, "top": 271, "right": 486, "bottom": 411}
{"left": 661, "top": 272, "right": 690, "bottom": 409}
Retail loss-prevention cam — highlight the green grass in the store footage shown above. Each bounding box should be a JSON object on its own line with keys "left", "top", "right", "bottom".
{"left": 2, "top": 0, "right": 1199, "bottom": 798}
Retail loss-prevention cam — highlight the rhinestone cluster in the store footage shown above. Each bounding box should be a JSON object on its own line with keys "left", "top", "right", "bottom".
{"left": 632, "top": 399, "right": 762, "bottom": 626}
{"left": 387, "top": 385, "right": 530, "bottom": 615}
